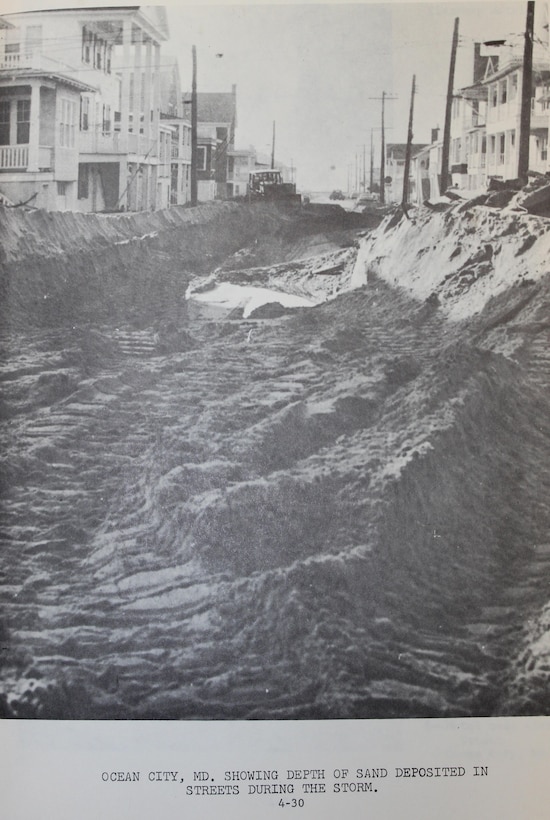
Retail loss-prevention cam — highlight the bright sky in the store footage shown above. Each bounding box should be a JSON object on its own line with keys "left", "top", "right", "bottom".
{"left": 163, "top": 1, "right": 540, "bottom": 191}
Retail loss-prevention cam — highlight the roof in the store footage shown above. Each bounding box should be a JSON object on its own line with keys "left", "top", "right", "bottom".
{"left": 182, "top": 90, "right": 236, "bottom": 124}
{"left": 480, "top": 59, "right": 550, "bottom": 85}
{"left": 0, "top": 69, "right": 96, "bottom": 93}
{"left": 4, "top": 6, "right": 168, "bottom": 41}
{"left": 386, "top": 143, "right": 428, "bottom": 160}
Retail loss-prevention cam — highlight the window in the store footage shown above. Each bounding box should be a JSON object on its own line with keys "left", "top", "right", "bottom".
{"left": 102, "top": 104, "right": 111, "bottom": 134}
{"left": 59, "top": 98, "right": 76, "bottom": 147}
{"left": 82, "top": 27, "right": 93, "bottom": 64}
{"left": 17, "top": 99, "right": 30, "bottom": 144}
{"left": 197, "top": 146, "right": 207, "bottom": 170}
{"left": 452, "top": 138, "right": 461, "bottom": 164}
{"left": 499, "top": 133, "right": 505, "bottom": 165}
{"left": 129, "top": 74, "right": 134, "bottom": 115}
{"left": 491, "top": 84, "right": 498, "bottom": 107}
{"left": 499, "top": 79, "right": 507, "bottom": 105}
{"left": 0, "top": 101, "right": 10, "bottom": 145}
{"left": 539, "top": 136, "right": 548, "bottom": 162}
{"left": 80, "top": 96, "right": 90, "bottom": 131}
{"left": 5, "top": 43, "right": 20, "bottom": 55}
{"left": 57, "top": 181, "right": 68, "bottom": 195}
{"left": 510, "top": 72, "right": 518, "bottom": 100}
{"left": 78, "top": 164, "right": 89, "bottom": 199}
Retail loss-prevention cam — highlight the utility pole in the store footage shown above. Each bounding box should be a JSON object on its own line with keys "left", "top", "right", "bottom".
{"left": 362, "top": 143, "right": 366, "bottom": 192}
{"left": 271, "top": 120, "right": 276, "bottom": 169}
{"left": 190, "top": 44, "right": 198, "bottom": 207}
{"left": 370, "top": 129, "right": 374, "bottom": 192}
{"left": 518, "top": 0, "right": 535, "bottom": 184}
{"left": 440, "top": 17, "right": 459, "bottom": 194}
{"left": 380, "top": 91, "right": 386, "bottom": 203}
{"left": 369, "top": 92, "right": 397, "bottom": 204}
{"left": 402, "top": 74, "right": 416, "bottom": 209}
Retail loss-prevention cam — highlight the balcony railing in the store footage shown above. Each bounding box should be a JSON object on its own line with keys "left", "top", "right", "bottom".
{"left": 0, "top": 49, "right": 72, "bottom": 73}
{"left": 0, "top": 145, "right": 54, "bottom": 170}
{"left": 0, "top": 145, "right": 29, "bottom": 169}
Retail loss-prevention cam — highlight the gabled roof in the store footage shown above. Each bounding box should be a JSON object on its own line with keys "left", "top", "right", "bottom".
{"left": 387, "top": 143, "right": 428, "bottom": 160}
{"left": 182, "top": 90, "right": 236, "bottom": 125}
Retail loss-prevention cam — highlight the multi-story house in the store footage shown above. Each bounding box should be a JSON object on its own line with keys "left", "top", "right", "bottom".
{"left": 385, "top": 142, "right": 428, "bottom": 204}
{"left": 448, "top": 41, "right": 549, "bottom": 194}
{"left": 183, "top": 84, "right": 237, "bottom": 202}
{"left": 483, "top": 57, "right": 550, "bottom": 182}
{"left": 159, "top": 55, "right": 191, "bottom": 206}
{"left": 0, "top": 6, "right": 169, "bottom": 211}
{"left": 227, "top": 146, "right": 255, "bottom": 198}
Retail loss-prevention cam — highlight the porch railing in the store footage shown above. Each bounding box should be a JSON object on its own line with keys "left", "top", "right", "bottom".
{"left": 0, "top": 145, "right": 29, "bottom": 169}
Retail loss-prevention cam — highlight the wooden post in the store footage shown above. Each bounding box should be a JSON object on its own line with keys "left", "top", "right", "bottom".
{"left": 402, "top": 74, "right": 416, "bottom": 208}
{"left": 191, "top": 44, "right": 198, "bottom": 206}
{"left": 440, "top": 17, "right": 459, "bottom": 194}
{"left": 518, "top": 1, "right": 535, "bottom": 184}
{"left": 369, "top": 129, "right": 374, "bottom": 192}
{"left": 271, "top": 120, "right": 276, "bottom": 169}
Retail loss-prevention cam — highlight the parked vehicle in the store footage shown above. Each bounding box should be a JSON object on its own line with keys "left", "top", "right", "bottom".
{"left": 329, "top": 189, "right": 345, "bottom": 200}
{"left": 354, "top": 192, "right": 377, "bottom": 208}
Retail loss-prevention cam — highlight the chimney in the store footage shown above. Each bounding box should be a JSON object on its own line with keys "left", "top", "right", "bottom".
{"left": 473, "top": 42, "right": 483, "bottom": 83}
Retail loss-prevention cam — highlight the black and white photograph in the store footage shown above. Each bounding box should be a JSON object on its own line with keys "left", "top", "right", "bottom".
{"left": 1, "top": 0, "right": 550, "bottom": 768}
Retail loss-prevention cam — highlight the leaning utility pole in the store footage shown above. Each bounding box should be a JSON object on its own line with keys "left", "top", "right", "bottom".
{"left": 271, "top": 120, "right": 276, "bottom": 169}
{"left": 518, "top": 0, "right": 535, "bottom": 184}
{"left": 440, "top": 17, "right": 459, "bottom": 194}
{"left": 402, "top": 74, "right": 416, "bottom": 209}
{"left": 190, "top": 44, "right": 198, "bottom": 207}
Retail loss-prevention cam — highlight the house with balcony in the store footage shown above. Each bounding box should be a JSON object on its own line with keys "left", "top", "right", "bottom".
{"left": 0, "top": 6, "right": 169, "bottom": 211}
{"left": 449, "top": 41, "right": 549, "bottom": 194}
{"left": 183, "top": 84, "right": 237, "bottom": 201}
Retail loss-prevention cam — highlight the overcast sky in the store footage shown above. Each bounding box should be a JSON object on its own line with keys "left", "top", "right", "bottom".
{"left": 164, "top": 1, "right": 539, "bottom": 191}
